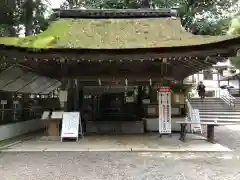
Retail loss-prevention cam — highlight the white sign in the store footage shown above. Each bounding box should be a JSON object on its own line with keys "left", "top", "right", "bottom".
{"left": 13, "top": 100, "right": 19, "bottom": 105}
{"left": 41, "top": 111, "right": 50, "bottom": 120}
{"left": 126, "top": 96, "right": 134, "bottom": 102}
{"left": 190, "top": 109, "right": 202, "bottom": 133}
{"left": 142, "top": 99, "right": 150, "bottom": 104}
{"left": 59, "top": 91, "right": 68, "bottom": 102}
{"left": 61, "top": 112, "right": 80, "bottom": 141}
{"left": 51, "top": 111, "right": 64, "bottom": 119}
{"left": 158, "top": 88, "right": 171, "bottom": 135}
{"left": 1, "top": 100, "right": 7, "bottom": 105}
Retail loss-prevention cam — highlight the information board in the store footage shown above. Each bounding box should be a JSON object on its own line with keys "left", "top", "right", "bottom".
{"left": 61, "top": 112, "right": 81, "bottom": 142}
{"left": 51, "top": 111, "right": 64, "bottom": 119}
{"left": 1, "top": 100, "right": 7, "bottom": 105}
{"left": 158, "top": 86, "right": 172, "bottom": 135}
{"left": 41, "top": 111, "right": 50, "bottom": 120}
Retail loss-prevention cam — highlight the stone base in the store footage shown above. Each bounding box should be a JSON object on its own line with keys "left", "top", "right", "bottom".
{"left": 86, "top": 121, "right": 144, "bottom": 134}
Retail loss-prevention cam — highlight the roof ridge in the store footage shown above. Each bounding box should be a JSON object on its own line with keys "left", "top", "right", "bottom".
{"left": 52, "top": 8, "right": 177, "bottom": 19}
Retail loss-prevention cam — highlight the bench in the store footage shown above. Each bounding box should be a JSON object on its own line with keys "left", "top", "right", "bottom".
{"left": 176, "top": 121, "right": 237, "bottom": 143}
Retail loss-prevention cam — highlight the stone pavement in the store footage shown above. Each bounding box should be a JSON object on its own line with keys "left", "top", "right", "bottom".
{"left": 1, "top": 133, "right": 231, "bottom": 152}
{"left": 214, "top": 125, "right": 240, "bottom": 153}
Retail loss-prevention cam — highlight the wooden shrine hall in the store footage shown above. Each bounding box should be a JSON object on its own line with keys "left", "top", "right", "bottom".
{"left": 0, "top": 9, "right": 240, "bottom": 134}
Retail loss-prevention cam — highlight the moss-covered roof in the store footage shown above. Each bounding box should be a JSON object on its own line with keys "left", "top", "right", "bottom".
{"left": 0, "top": 18, "right": 238, "bottom": 49}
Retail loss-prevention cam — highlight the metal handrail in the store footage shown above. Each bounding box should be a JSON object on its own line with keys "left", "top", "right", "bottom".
{"left": 218, "top": 88, "right": 235, "bottom": 107}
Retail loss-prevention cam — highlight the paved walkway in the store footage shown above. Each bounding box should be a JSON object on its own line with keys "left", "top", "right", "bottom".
{"left": 214, "top": 125, "right": 240, "bottom": 153}
{"left": 1, "top": 133, "right": 231, "bottom": 152}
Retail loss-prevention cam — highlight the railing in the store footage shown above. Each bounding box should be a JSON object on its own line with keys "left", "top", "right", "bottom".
{"left": 185, "top": 99, "right": 202, "bottom": 133}
{"left": 0, "top": 107, "right": 43, "bottom": 125}
{"left": 216, "top": 88, "right": 235, "bottom": 107}
{"left": 228, "top": 88, "right": 240, "bottom": 97}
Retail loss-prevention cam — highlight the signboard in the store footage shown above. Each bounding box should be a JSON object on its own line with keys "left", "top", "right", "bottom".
{"left": 61, "top": 112, "right": 81, "bottom": 142}
{"left": 1, "top": 100, "right": 7, "bottom": 105}
{"left": 126, "top": 96, "right": 134, "bottom": 103}
{"left": 59, "top": 90, "right": 68, "bottom": 102}
{"left": 159, "top": 86, "right": 171, "bottom": 92}
{"left": 13, "top": 100, "right": 19, "bottom": 104}
{"left": 142, "top": 99, "right": 150, "bottom": 104}
{"left": 158, "top": 86, "right": 171, "bottom": 135}
{"left": 41, "top": 111, "right": 50, "bottom": 120}
{"left": 190, "top": 109, "right": 202, "bottom": 133}
{"left": 51, "top": 111, "right": 64, "bottom": 119}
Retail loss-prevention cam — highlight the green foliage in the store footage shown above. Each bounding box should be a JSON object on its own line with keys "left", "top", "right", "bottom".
{"left": 228, "top": 17, "right": 240, "bottom": 35}
{"left": 0, "top": 0, "right": 50, "bottom": 37}
{"left": 228, "top": 17, "right": 240, "bottom": 69}
{"left": 178, "top": 0, "right": 239, "bottom": 35}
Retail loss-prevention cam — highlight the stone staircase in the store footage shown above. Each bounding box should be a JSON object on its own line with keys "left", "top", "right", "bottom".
{"left": 189, "top": 97, "right": 240, "bottom": 122}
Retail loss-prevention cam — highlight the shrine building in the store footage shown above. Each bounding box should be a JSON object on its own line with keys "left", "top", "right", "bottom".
{"left": 0, "top": 9, "right": 239, "bottom": 136}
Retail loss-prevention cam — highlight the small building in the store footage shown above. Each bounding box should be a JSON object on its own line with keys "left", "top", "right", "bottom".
{"left": 0, "top": 9, "right": 240, "bottom": 136}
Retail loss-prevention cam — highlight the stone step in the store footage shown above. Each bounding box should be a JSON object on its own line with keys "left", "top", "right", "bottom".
{"left": 199, "top": 110, "right": 240, "bottom": 112}
{"left": 200, "top": 115, "right": 240, "bottom": 118}
{"left": 200, "top": 119, "right": 240, "bottom": 123}
{"left": 192, "top": 107, "right": 230, "bottom": 109}
{"left": 199, "top": 111, "right": 240, "bottom": 114}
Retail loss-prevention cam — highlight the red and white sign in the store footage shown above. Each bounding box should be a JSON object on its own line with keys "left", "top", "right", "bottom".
{"left": 159, "top": 86, "right": 171, "bottom": 92}
{"left": 158, "top": 89, "right": 172, "bottom": 135}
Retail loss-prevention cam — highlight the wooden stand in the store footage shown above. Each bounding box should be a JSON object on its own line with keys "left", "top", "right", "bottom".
{"left": 44, "top": 119, "right": 61, "bottom": 137}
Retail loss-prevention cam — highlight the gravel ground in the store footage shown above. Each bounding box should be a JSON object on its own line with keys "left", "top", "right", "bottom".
{"left": 0, "top": 126, "right": 240, "bottom": 180}
{"left": 0, "top": 151, "right": 240, "bottom": 180}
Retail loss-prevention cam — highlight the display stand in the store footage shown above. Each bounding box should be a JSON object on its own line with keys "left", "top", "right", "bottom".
{"left": 41, "top": 111, "right": 63, "bottom": 137}
{"left": 158, "top": 86, "right": 172, "bottom": 137}
{"left": 190, "top": 109, "right": 202, "bottom": 134}
{"left": 61, "top": 112, "right": 83, "bottom": 142}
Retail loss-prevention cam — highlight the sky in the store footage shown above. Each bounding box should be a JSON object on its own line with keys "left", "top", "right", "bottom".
{"left": 50, "top": 0, "right": 62, "bottom": 8}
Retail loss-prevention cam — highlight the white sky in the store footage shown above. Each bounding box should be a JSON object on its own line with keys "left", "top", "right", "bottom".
{"left": 50, "top": 0, "right": 62, "bottom": 8}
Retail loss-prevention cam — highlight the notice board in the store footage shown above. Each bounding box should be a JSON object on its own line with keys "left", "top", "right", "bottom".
{"left": 61, "top": 112, "right": 80, "bottom": 142}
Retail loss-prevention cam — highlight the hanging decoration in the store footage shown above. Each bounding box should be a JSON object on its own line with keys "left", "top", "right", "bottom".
{"left": 149, "top": 79, "right": 152, "bottom": 86}
{"left": 124, "top": 79, "right": 128, "bottom": 97}
{"left": 98, "top": 79, "right": 101, "bottom": 86}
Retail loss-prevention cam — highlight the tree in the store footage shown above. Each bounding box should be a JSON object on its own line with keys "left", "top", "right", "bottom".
{"left": 228, "top": 17, "right": 240, "bottom": 69}
{"left": 0, "top": 0, "right": 19, "bottom": 36}
{"left": 179, "top": 0, "right": 240, "bottom": 35}
{"left": 0, "top": 0, "right": 50, "bottom": 37}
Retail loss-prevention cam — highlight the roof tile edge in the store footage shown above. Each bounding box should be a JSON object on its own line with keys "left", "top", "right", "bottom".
{"left": 52, "top": 8, "right": 177, "bottom": 19}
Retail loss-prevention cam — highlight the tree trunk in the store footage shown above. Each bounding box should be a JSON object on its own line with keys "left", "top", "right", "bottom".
{"left": 141, "top": 0, "right": 151, "bottom": 8}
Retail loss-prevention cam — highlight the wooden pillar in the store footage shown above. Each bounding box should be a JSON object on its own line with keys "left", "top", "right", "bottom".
{"left": 59, "top": 79, "right": 68, "bottom": 112}
{"left": 66, "top": 79, "right": 74, "bottom": 111}
{"left": 74, "top": 79, "right": 79, "bottom": 111}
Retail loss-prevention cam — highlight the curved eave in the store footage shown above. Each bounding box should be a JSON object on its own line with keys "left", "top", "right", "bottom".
{"left": 0, "top": 36, "right": 239, "bottom": 60}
